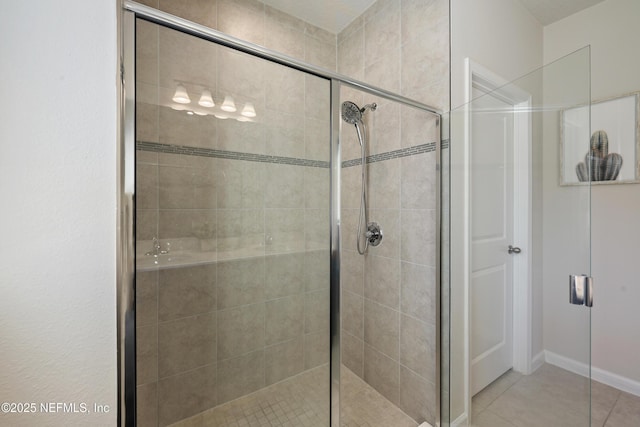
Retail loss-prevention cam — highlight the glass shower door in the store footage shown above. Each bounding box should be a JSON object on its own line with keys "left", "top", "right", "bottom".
{"left": 134, "top": 19, "right": 331, "bottom": 427}
{"left": 449, "top": 46, "right": 595, "bottom": 426}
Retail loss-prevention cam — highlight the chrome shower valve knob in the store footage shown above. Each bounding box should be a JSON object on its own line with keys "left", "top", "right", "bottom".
{"left": 365, "top": 222, "right": 383, "bottom": 246}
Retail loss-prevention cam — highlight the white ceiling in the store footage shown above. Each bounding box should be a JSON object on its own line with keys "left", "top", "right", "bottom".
{"left": 265, "top": 0, "right": 607, "bottom": 33}
{"left": 262, "top": 0, "right": 376, "bottom": 34}
{"left": 518, "top": 0, "right": 605, "bottom": 25}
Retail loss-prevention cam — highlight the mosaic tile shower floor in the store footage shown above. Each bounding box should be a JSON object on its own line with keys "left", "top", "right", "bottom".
{"left": 169, "top": 365, "right": 417, "bottom": 427}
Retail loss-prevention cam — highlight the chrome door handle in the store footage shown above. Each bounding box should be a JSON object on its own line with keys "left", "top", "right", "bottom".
{"left": 570, "top": 274, "right": 593, "bottom": 307}
{"left": 508, "top": 245, "right": 521, "bottom": 254}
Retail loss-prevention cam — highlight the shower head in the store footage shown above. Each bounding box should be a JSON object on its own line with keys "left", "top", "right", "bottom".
{"left": 341, "top": 101, "right": 378, "bottom": 125}
{"left": 341, "top": 101, "right": 362, "bottom": 125}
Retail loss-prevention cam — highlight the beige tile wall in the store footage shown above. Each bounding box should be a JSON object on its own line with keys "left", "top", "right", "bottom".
{"left": 135, "top": 185, "right": 330, "bottom": 427}
{"left": 337, "top": 0, "right": 448, "bottom": 425}
{"left": 134, "top": 0, "right": 449, "bottom": 425}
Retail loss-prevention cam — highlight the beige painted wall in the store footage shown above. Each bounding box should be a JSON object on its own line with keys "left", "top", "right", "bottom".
{"left": 543, "top": 0, "right": 640, "bottom": 383}
{"left": 0, "top": 1, "right": 117, "bottom": 426}
{"left": 450, "top": 0, "right": 543, "bottom": 109}
{"left": 540, "top": 47, "right": 592, "bottom": 366}
{"left": 450, "top": 0, "right": 640, "bottom": 422}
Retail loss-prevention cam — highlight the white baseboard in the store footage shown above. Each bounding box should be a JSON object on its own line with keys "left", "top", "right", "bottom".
{"left": 531, "top": 350, "right": 545, "bottom": 373}
{"left": 544, "top": 350, "right": 589, "bottom": 377}
{"left": 544, "top": 350, "right": 640, "bottom": 397}
{"left": 451, "top": 413, "right": 468, "bottom": 427}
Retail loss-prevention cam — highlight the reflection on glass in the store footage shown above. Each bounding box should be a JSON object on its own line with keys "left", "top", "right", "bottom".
{"left": 448, "top": 46, "right": 592, "bottom": 426}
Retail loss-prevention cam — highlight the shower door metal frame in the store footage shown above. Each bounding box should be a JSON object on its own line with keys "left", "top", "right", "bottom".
{"left": 118, "top": 2, "right": 443, "bottom": 425}
{"left": 330, "top": 79, "right": 342, "bottom": 427}
{"left": 118, "top": 8, "right": 137, "bottom": 427}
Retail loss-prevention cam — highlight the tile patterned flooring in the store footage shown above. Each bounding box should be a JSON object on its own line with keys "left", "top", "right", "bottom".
{"left": 472, "top": 364, "right": 640, "bottom": 427}
{"left": 166, "top": 361, "right": 640, "bottom": 427}
{"left": 170, "top": 365, "right": 417, "bottom": 427}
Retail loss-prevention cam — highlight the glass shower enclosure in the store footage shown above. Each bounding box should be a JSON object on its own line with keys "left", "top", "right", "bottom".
{"left": 133, "top": 20, "right": 332, "bottom": 426}
{"left": 447, "top": 47, "right": 594, "bottom": 426}
{"left": 120, "top": 3, "right": 442, "bottom": 426}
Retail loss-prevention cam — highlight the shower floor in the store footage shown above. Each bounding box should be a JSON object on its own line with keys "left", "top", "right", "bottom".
{"left": 169, "top": 365, "right": 417, "bottom": 427}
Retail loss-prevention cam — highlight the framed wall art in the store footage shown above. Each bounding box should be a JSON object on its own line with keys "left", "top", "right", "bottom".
{"left": 560, "top": 92, "right": 639, "bottom": 185}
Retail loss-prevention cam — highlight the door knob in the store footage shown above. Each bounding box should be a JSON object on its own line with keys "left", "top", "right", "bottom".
{"left": 508, "top": 245, "right": 521, "bottom": 254}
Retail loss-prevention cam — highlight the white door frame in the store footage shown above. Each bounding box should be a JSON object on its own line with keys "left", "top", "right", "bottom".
{"left": 462, "top": 58, "right": 533, "bottom": 424}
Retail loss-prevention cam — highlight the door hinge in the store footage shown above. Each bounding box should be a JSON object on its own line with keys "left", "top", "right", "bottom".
{"left": 569, "top": 275, "right": 593, "bottom": 307}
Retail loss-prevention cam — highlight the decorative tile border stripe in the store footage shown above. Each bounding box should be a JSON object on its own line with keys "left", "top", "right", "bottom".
{"left": 137, "top": 141, "right": 330, "bottom": 168}
{"left": 137, "top": 139, "right": 450, "bottom": 169}
{"left": 342, "top": 141, "right": 442, "bottom": 168}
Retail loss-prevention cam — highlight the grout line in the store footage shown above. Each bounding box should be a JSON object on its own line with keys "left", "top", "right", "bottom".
{"left": 152, "top": 20, "right": 161, "bottom": 420}
{"left": 475, "top": 370, "right": 522, "bottom": 414}
{"left": 482, "top": 408, "right": 518, "bottom": 426}
{"left": 155, "top": 310, "right": 215, "bottom": 326}
{"left": 360, "top": 247, "right": 366, "bottom": 378}
{"left": 156, "top": 361, "right": 217, "bottom": 382}
{"left": 154, "top": 268, "right": 159, "bottom": 413}
{"left": 601, "top": 391, "right": 622, "bottom": 426}
{"left": 213, "top": 205, "right": 219, "bottom": 407}
{"left": 398, "top": 360, "right": 437, "bottom": 388}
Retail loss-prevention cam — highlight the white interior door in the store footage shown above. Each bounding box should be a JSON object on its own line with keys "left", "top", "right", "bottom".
{"left": 470, "top": 87, "right": 515, "bottom": 396}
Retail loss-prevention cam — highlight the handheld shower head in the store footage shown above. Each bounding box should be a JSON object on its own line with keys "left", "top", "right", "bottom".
{"left": 341, "top": 101, "right": 363, "bottom": 125}
{"left": 340, "top": 99, "right": 381, "bottom": 255}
